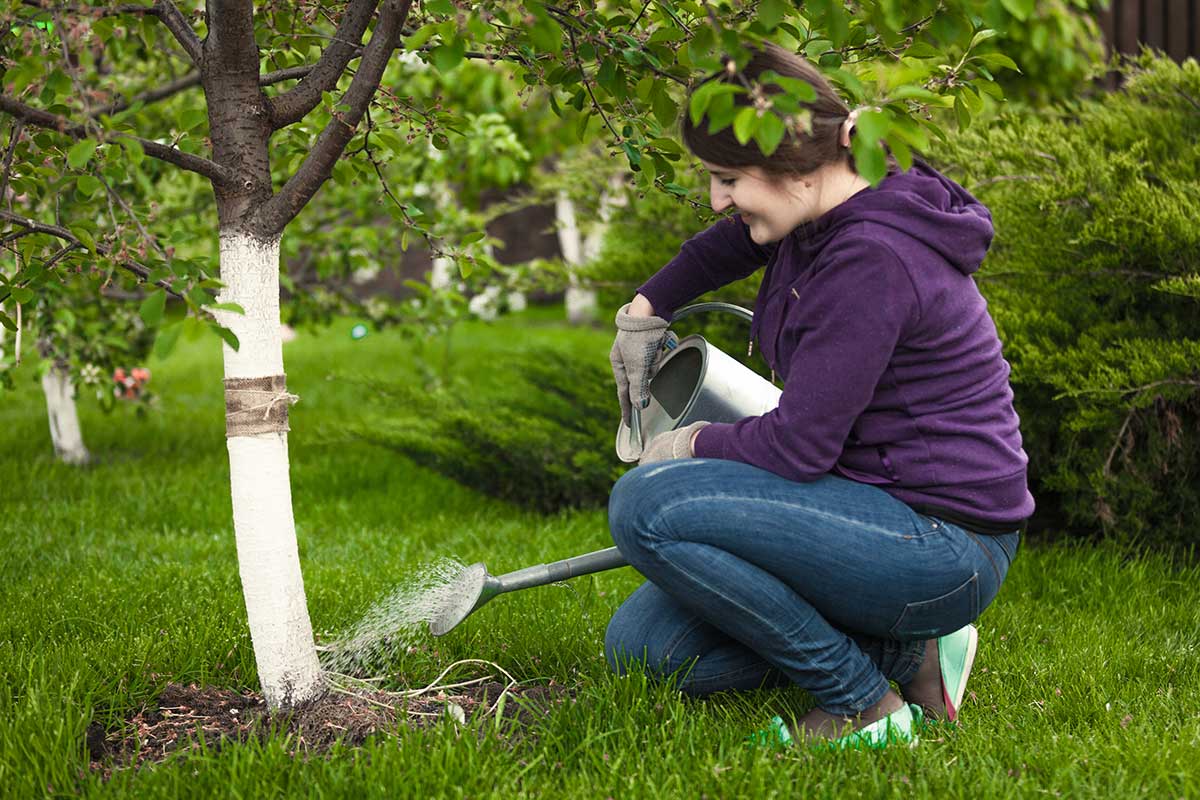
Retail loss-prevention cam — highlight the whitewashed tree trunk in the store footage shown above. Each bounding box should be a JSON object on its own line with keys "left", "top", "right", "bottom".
{"left": 214, "top": 232, "right": 323, "bottom": 709}
{"left": 42, "top": 365, "right": 89, "bottom": 465}
{"left": 429, "top": 181, "right": 455, "bottom": 291}
{"left": 556, "top": 192, "right": 596, "bottom": 325}
{"left": 557, "top": 176, "right": 624, "bottom": 326}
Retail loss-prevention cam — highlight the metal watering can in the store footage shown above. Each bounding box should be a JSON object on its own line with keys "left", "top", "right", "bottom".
{"left": 615, "top": 301, "right": 782, "bottom": 462}
{"left": 429, "top": 302, "right": 781, "bottom": 637}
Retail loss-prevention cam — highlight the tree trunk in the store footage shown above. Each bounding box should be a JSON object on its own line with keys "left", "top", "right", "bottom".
{"left": 41, "top": 363, "right": 89, "bottom": 465}
{"left": 214, "top": 231, "right": 323, "bottom": 709}
{"left": 556, "top": 192, "right": 599, "bottom": 326}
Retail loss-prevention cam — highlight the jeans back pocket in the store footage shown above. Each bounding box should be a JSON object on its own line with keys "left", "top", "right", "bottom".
{"left": 888, "top": 572, "right": 980, "bottom": 640}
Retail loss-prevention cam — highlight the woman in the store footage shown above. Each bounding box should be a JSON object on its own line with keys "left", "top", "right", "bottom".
{"left": 605, "top": 42, "right": 1032, "bottom": 751}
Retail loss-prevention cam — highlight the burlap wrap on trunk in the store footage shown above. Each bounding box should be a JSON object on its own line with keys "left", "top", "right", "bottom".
{"left": 224, "top": 374, "right": 297, "bottom": 437}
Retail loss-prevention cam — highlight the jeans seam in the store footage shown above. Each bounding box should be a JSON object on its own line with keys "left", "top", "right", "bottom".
{"left": 653, "top": 495, "right": 911, "bottom": 540}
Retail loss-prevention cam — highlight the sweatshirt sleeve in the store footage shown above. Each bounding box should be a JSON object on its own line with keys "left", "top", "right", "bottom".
{"left": 637, "top": 215, "right": 775, "bottom": 321}
{"left": 692, "top": 236, "right": 920, "bottom": 480}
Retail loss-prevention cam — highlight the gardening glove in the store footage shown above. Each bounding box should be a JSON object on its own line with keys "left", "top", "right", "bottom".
{"left": 638, "top": 421, "right": 710, "bottom": 466}
{"left": 610, "top": 303, "right": 677, "bottom": 426}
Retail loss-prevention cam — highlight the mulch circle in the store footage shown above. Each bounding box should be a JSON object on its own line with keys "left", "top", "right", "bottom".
{"left": 86, "top": 679, "right": 571, "bottom": 779}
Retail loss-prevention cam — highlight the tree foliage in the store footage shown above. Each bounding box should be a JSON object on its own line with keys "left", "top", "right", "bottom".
{"left": 1, "top": 1, "right": 1029, "bottom": 347}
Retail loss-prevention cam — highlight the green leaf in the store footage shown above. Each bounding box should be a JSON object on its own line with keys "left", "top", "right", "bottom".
{"left": 754, "top": 112, "right": 786, "bottom": 156}
{"left": 974, "top": 52, "right": 1021, "bottom": 73}
{"left": 705, "top": 91, "right": 738, "bottom": 133}
{"left": 404, "top": 23, "right": 438, "bottom": 49}
{"left": 424, "top": 0, "right": 454, "bottom": 14}
{"left": 733, "top": 107, "right": 759, "bottom": 145}
{"left": 968, "top": 29, "right": 998, "bottom": 51}
{"left": 76, "top": 174, "right": 102, "bottom": 197}
{"left": 648, "top": 27, "right": 686, "bottom": 45}
{"left": 10, "top": 286, "right": 34, "bottom": 304}
{"left": 761, "top": 71, "right": 817, "bottom": 102}
{"left": 688, "top": 81, "right": 738, "bottom": 126}
{"left": 890, "top": 85, "right": 940, "bottom": 102}
{"left": 431, "top": 38, "right": 466, "bottom": 73}
{"left": 139, "top": 290, "right": 166, "bottom": 326}
{"left": 854, "top": 110, "right": 889, "bottom": 145}
{"left": 530, "top": 12, "right": 562, "bottom": 53}
{"left": 154, "top": 321, "right": 183, "bottom": 359}
{"left": 651, "top": 86, "right": 677, "bottom": 127}
{"left": 461, "top": 231, "right": 486, "bottom": 245}
{"left": 954, "top": 93, "right": 971, "bottom": 129}
{"left": 959, "top": 85, "right": 984, "bottom": 116}
{"left": 180, "top": 108, "right": 207, "bottom": 132}
{"left": 72, "top": 227, "right": 96, "bottom": 253}
{"left": 211, "top": 322, "right": 240, "bottom": 352}
{"left": 206, "top": 302, "right": 244, "bottom": 314}
{"left": 622, "top": 141, "right": 642, "bottom": 170}
{"left": 0, "top": 310, "right": 16, "bottom": 332}
{"left": 903, "top": 42, "right": 942, "bottom": 59}
{"left": 67, "top": 139, "right": 97, "bottom": 170}
{"left": 758, "top": 0, "right": 789, "bottom": 30}
{"left": 886, "top": 134, "right": 913, "bottom": 171}
{"left": 851, "top": 137, "right": 887, "bottom": 185}
{"left": 998, "top": 0, "right": 1034, "bottom": 21}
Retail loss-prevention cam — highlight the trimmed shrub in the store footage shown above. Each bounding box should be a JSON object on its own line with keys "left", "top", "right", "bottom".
{"left": 356, "top": 347, "right": 623, "bottom": 513}
{"left": 933, "top": 55, "right": 1200, "bottom": 549}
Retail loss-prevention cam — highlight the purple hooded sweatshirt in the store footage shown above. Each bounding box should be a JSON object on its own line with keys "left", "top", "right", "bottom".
{"left": 637, "top": 160, "right": 1034, "bottom": 527}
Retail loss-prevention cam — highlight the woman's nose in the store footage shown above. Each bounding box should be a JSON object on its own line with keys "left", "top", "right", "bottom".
{"left": 710, "top": 185, "right": 732, "bottom": 213}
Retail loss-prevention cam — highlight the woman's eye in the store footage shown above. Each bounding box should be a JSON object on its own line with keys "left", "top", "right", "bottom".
{"left": 719, "top": 178, "right": 736, "bottom": 187}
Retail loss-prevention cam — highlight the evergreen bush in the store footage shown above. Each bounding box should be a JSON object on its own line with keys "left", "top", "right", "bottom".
{"left": 934, "top": 55, "right": 1200, "bottom": 549}
{"left": 356, "top": 347, "right": 624, "bottom": 513}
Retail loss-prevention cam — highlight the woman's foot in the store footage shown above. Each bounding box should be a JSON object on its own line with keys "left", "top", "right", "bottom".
{"left": 748, "top": 690, "right": 919, "bottom": 751}
{"left": 793, "top": 689, "right": 907, "bottom": 742}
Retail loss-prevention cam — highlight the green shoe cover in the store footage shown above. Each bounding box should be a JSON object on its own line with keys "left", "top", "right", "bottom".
{"left": 745, "top": 715, "right": 793, "bottom": 749}
{"left": 937, "top": 623, "right": 978, "bottom": 723}
{"left": 747, "top": 706, "right": 919, "bottom": 753}
{"left": 824, "top": 702, "right": 919, "bottom": 752}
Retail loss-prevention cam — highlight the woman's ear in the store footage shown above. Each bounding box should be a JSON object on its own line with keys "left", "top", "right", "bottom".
{"left": 839, "top": 108, "right": 860, "bottom": 149}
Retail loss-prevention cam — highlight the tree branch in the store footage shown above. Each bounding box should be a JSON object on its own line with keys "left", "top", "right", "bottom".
{"left": 268, "top": 0, "right": 381, "bottom": 130}
{"left": 1, "top": 119, "right": 24, "bottom": 205}
{"left": 94, "top": 64, "right": 317, "bottom": 118}
{"left": 0, "top": 210, "right": 184, "bottom": 301}
{"left": 152, "top": 0, "right": 204, "bottom": 66}
{"left": 0, "top": 94, "right": 236, "bottom": 186}
{"left": 255, "top": 0, "right": 412, "bottom": 237}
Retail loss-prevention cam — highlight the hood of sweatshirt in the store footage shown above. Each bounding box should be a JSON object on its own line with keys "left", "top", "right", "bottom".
{"left": 794, "top": 159, "right": 994, "bottom": 276}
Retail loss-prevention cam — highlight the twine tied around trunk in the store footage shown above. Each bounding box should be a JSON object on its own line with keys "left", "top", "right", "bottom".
{"left": 224, "top": 375, "right": 298, "bottom": 437}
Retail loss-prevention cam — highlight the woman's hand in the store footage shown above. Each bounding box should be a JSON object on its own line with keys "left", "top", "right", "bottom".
{"left": 610, "top": 297, "right": 673, "bottom": 425}
{"left": 638, "top": 422, "right": 710, "bottom": 466}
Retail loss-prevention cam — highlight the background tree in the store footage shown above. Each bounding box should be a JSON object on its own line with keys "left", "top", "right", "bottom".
{"left": 2, "top": 0, "right": 1020, "bottom": 710}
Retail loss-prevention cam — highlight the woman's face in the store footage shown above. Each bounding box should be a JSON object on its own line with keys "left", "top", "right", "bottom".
{"left": 702, "top": 160, "right": 830, "bottom": 244}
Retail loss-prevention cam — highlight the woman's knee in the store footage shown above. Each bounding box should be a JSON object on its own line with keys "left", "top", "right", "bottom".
{"left": 608, "top": 466, "right": 664, "bottom": 558}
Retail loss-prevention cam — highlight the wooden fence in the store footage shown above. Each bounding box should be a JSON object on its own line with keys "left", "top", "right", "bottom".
{"left": 1098, "top": 1, "right": 1200, "bottom": 61}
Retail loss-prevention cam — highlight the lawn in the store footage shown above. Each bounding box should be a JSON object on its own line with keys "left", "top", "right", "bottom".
{"left": 1, "top": 309, "right": 1198, "bottom": 798}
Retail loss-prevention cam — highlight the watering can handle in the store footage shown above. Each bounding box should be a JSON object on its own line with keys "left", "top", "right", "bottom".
{"left": 672, "top": 301, "right": 754, "bottom": 325}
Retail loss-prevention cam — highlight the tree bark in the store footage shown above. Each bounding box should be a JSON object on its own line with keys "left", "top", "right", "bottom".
{"left": 212, "top": 232, "right": 323, "bottom": 709}
{"left": 42, "top": 363, "right": 90, "bottom": 465}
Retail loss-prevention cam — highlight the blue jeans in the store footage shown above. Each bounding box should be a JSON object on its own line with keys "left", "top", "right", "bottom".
{"left": 605, "top": 459, "right": 1020, "bottom": 716}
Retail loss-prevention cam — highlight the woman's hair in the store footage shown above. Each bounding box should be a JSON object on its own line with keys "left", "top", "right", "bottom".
{"left": 681, "top": 42, "right": 852, "bottom": 177}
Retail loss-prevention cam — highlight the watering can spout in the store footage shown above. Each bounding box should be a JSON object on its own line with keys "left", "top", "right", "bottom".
{"left": 428, "top": 547, "right": 628, "bottom": 637}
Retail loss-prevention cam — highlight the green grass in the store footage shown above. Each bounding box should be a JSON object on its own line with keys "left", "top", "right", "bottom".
{"left": 2, "top": 310, "right": 1198, "bottom": 798}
